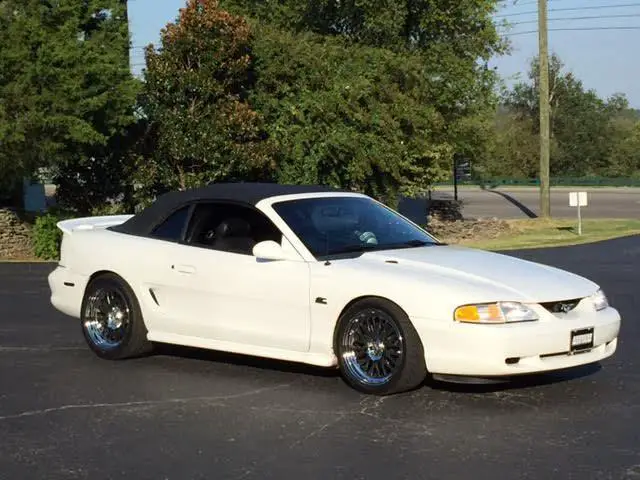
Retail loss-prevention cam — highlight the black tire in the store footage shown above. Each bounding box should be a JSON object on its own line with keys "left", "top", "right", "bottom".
{"left": 334, "top": 298, "right": 427, "bottom": 395}
{"left": 80, "top": 272, "right": 153, "bottom": 360}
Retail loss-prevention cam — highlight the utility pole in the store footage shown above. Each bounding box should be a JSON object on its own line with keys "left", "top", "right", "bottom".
{"left": 538, "top": 0, "right": 551, "bottom": 217}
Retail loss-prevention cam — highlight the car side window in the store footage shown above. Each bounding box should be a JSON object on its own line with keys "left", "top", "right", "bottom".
{"left": 151, "top": 205, "right": 191, "bottom": 241}
{"left": 185, "top": 202, "right": 282, "bottom": 255}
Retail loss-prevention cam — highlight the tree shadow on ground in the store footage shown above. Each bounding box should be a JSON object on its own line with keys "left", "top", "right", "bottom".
{"left": 483, "top": 188, "right": 538, "bottom": 219}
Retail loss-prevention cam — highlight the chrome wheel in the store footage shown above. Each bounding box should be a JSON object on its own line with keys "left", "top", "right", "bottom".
{"left": 340, "top": 308, "right": 404, "bottom": 386}
{"left": 83, "top": 287, "right": 131, "bottom": 350}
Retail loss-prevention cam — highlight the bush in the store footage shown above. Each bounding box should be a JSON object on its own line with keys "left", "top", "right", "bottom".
{"left": 33, "top": 213, "right": 68, "bottom": 260}
{"left": 91, "top": 202, "right": 129, "bottom": 216}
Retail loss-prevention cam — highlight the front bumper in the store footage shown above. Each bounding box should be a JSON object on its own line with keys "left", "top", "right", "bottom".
{"left": 415, "top": 305, "right": 621, "bottom": 377}
{"left": 48, "top": 265, "right": 89, "bottom": 318}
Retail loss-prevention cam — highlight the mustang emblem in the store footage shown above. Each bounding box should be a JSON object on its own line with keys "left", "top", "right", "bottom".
{"left": 558, "top": 302, "right": 577, "bottom": 313}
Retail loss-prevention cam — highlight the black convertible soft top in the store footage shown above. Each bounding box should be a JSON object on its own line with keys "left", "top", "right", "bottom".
{"left": 111, "top": 182, "right": 347, "bottom": 236}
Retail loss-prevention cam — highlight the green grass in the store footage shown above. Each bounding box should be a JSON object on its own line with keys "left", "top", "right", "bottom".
{"left": 459, "top": 218, "right": 640, "bottom": 251}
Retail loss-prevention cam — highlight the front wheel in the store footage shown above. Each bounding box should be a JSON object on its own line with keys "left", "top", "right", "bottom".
{"left": 334, "top": 298, "right": 427, "bottom": 395}
{"left": 80, "top": 273, "right": 153, "bottom": 360}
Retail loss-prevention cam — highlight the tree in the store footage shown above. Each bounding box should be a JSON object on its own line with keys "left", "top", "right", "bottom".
{"left": 607, "top": 120, "right": 640, "bottom": 178}
{"left": 135, "top": 0, "right": 275, "bottom": 205}
{"left": 0, "top": 0, "right": 140, "bottom": 213}
{"left": 247, "top": 25, "right": 455, "bottom": 204}
{"left": 0, "top": 0, "right": 52, "bottom": 204}
{"left": 222, "top": 0, "right": 506, "bottom": 58}
{"left": 222, "top": 0, "right": 507, "bottom": 194}
{"left": 501, "top": 54, "right": 630, "bottom": 178}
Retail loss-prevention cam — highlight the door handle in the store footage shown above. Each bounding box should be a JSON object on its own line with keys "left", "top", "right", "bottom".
{"left": 172, "top": 264, "right": 196, "bottom": 274}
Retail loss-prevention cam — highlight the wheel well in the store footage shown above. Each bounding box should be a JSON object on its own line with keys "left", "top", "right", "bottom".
{"left": 332, "top": 295, "right": 408, "bottom": 344}
{"left": 84, "top": 270, "right": 121, "bottom": 295}
{"left": 87, "top": 270, "right": 116, "bottom": 284}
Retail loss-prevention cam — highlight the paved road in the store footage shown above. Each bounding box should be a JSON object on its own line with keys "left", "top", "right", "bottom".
{"left": 434, "top": 187, "right": 640, "bottom": 219}
{"left": 1, "top": 239, "right": 639, "bottom": 480}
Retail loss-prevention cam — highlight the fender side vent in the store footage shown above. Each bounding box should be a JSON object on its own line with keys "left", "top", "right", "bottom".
{"left": 149, "top": 289, "right": 160, "bottom": 306}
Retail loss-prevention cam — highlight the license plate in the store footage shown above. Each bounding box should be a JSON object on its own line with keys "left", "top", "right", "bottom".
{"left": 570, "top": 327, "right": 594, "bottom": 353}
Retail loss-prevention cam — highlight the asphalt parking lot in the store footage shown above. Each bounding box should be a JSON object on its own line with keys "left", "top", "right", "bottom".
{"left": 1, "top": 237, "right": 639, "bottom": 480}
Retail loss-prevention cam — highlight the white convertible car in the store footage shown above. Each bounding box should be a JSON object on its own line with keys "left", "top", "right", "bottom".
{"left": 48, "top": 183, "right": 621, "bottom": 395}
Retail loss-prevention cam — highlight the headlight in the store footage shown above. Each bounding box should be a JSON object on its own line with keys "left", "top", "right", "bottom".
{"left": 590, "top": 289, "right": 609, "bottom": 311}
{"left": 454, "top": 302, "right": 539, "bottom": 324}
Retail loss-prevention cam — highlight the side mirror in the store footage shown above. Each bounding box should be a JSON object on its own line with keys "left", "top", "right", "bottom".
{"left": 252, "top": 240, "right": 289, "bottom": 261}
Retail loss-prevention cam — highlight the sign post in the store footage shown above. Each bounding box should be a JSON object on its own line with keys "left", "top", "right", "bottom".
{"left": 569, "top": 191, "right": 588, "bottom": 235}
{"left": 452, "top": 156, "right": 458, "bottom": 202}
{"left": 453, "top": 155, "right": 471, "bottom": 202}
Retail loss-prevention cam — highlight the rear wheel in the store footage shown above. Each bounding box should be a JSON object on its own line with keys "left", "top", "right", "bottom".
{"left": 334, "top": 298, "right": 427, "bottom": 395}
{"left": 80, "top": 273, "right": 153, "bottom": 360}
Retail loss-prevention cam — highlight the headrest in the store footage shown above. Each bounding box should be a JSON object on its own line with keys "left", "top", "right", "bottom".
{"left": 215, "top": 218, "right": 251, "bottom": 238}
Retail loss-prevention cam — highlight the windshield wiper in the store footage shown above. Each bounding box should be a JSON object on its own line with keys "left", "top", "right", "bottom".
{"left": 379, "top": 239, "right": 436, "bottom": 250}
{"left": 324, "top": 239, "right": 436, "bottom": 257}
{"left": 399, "top": 239, "right": 431, "bottom": 247}
{"left": 325, "top": 244, "right": 380, "bottom": 256}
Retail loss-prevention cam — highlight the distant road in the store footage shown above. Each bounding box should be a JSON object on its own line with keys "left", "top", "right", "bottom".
{"left": 44, "top": 184, "right": 640, "bottom": 220}
{"left": 433, "top": 187, "right": 640, "bottom": 219}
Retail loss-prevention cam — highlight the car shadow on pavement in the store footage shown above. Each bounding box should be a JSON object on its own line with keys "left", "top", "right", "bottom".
{"left": 424, "top": 362, "right": 602, "bottom": 393}
{"left": 152, "top": 343, "right": 603, "bottom": 394}
{"left": 152, "top": 343, "right": 339, "bottom": 378}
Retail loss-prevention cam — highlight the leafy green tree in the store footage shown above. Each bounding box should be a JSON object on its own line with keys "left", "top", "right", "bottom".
{"left": 0, "top": 0, "right": 140, "bottom": 213}
{"left": 0, "top": 0, "right": 49, "bottom": 204}
{"left": 135, "top": 0, "right": 275, "bottom": 204}
{"left": 248, "top": 25, "right": 454, "bottom": 203}
{"left": 501, "top": 54, "right": 632, "bottom": 178}
{"left": 481, "top": 108, "right": 562, "bottom": 180}
{"left": 223, "top": 0, "right": 506, "bottom": 57}
{"left": 220, "top": 0, "right": 507, "bottom": 198}
{"left": 607, "top": 120, "right": 640, "bottom": 178}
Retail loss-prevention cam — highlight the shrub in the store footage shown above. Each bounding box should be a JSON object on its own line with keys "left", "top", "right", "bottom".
{"left": 91, "top": 202, "right": 129, "bottom": 216}
{"left": 33, "top": 213, "right": 68, "bottom": 260}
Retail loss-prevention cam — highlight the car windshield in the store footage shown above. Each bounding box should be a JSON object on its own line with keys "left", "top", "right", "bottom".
{"left": 272, "top": 196, "right": 440, "bottom": 258}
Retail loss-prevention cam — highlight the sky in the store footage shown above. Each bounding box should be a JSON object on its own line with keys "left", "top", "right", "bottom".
{"left": 128, "top": 0, "right": 640, "bottom": 107}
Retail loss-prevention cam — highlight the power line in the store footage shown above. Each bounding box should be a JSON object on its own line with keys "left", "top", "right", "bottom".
{"left": 504, "top": 25, "right": 640, "bottom": 35}
{"left": 508, "top": 12, "right": 640, "bottom": 25}
{"left": 495, "top": 2, "right": 640, "bottom": 18}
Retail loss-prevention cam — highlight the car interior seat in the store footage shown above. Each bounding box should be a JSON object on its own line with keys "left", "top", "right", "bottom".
{"left": 213, "top": 218, "right": 256, "bottom": 254}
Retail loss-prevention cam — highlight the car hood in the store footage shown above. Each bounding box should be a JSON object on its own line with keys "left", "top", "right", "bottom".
{"left": 356, "top": 245, "right": 599, "bottom": 303}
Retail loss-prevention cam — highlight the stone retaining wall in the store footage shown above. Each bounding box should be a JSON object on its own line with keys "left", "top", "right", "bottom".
{"left": 0, "top": 209, "right": 34, "bottom": 259}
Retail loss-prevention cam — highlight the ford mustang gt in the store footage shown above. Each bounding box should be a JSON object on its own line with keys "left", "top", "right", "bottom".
{"left": 48, "top": 183, "right": 621, "bottom": 395}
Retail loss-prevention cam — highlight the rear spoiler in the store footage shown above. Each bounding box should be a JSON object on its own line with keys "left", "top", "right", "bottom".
{"left": 57, "top": 215, "right": 134, "bottom": 235}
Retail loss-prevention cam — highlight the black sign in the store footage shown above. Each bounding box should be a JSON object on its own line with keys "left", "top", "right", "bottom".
{"left": 455, "top": 157, "right": 472, "bottom": 181}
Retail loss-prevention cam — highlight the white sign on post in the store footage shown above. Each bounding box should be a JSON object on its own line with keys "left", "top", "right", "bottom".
{"left": 569, "top": 191, "right": 588, "bottom": 235}
{"left": 569, "top": 191, "right": 588, "bottom": 207}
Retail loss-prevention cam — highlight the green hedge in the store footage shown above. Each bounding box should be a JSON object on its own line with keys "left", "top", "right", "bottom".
{"left": 32, "top": 210, "right": 74, "bottom": 260}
